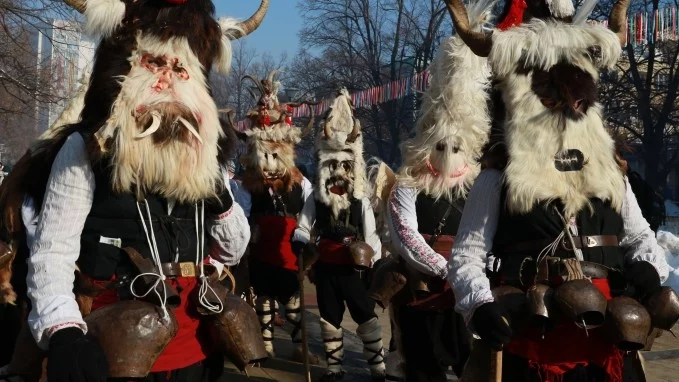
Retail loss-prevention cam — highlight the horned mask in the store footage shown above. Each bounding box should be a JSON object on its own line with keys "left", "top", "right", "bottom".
{"left": 446, "top": 0, "right": 629, "bottom": 217}
{"left": 62, "top": 0, "right": 269, "bottom": 203}
{"left": 398, "top": 0, "right": 494, "bottom": 201}
{"left": 236, "top": 71, "right": 316, "bottom": 193}
{"left": 316, "top": 88, "right": 367, "bottom": 218}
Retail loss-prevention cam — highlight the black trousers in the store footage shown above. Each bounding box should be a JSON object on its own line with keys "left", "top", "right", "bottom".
{"left": 108, "top": 353, "right": 225, "bottom": 382}
{"left": 315, "top": 263, "right": 376, "bottom": 328}
{"left": 249, "top": 259, "right": 300, "bottom": 304}
{"left": 502, "top": 351, "right": 644, "bottom": 382}
{"left": 397, "top": 304, "right": 470, "bottom": 382}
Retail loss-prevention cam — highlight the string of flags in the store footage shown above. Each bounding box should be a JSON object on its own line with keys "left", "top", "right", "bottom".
{"left": 234, "top": 7, "right": 678, "bottom": 131}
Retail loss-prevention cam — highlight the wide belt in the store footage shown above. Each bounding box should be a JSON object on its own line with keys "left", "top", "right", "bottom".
{"left": 495, "top": 256, "right": 622, "bottom": 288}
{"left": 500, "top": 235, "right": 619, "bottom": 255}
{"left": 161, "top": 262, "right": 199, "bottom": 278}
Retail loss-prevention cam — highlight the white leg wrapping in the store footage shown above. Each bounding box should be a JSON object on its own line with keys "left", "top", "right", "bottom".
{"left": 320, "top": 317, "right": 344, "bottom": 374}
{"left": 357, "top": 317, "right": 386, "bottom": 377}
{"left": 255, "top": 296, "right": 275, "bottom": 356}
{"left": 284, "top": 292, "right": 303, "bottom": 347}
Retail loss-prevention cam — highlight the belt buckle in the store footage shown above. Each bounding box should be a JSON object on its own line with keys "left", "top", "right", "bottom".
{"left": 343, "top": 237, "right": 354, "bottom": 246}
{"left": 560, "top": 237, "right": 573, "bottom": 252}
{"left": 179, "top": 262, "right": 196, "bottom": 277}
{"left": 585, "top": 236, "right": 597, "bottom": 247}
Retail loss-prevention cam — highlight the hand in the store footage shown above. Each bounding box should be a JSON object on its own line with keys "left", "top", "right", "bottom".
{"left": 47, "top": 327, "right": 108, "bottom": 382}
{"left": 625, "top": 261, "right": 661, "bottom": 298}
{"left": 291, "top": 241, "right": 305, "bottom": 257}
{"left": 471, "top": 302, "right": 512, "bottom": 351}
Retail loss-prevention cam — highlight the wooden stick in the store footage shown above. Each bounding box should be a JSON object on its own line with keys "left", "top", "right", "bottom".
{"left": 298, "top": 255, "right": 312, "bottom": 382}
{"left": 490, "top": 349, "right": 502, "bottom": 382}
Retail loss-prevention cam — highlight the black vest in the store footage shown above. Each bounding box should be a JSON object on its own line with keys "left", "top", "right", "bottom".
{"left": 250, "top": 184, "right": 304, "bottom": 219}
{"left": 79, "top": 160, "right": 204, "bottom": 280}
{"left": 493, "top": 185, "right": 624, "bottom": 269}
{"left": 415, "top": 193, "right": 464, "bottom": 236}
{"left": 314, "top": 199, "right": 363, "bottom": 242}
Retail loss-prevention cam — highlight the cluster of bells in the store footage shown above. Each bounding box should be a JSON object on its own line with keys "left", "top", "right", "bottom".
{"left": 367, "top": 259, "right": 679, "bottom": 351}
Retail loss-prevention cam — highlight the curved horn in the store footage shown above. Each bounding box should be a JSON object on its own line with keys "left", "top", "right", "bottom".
{"left": 346, "top": 117, "right": 361, "bottom": 144}
{"left": 444, "top": 0, "right": 493, "bottom": 57}
{"left": 608, "top": 0, "right": 631, "bottom": 46}
{"left": 64, "top": 0, "right": 86, "bottom": 13}
{"left": 230, "top": 0, "right": 270, "bottom": 40}
{"left": 241, "top": 75, "right": 266, "bottom": 96}
{"left": 268, "top": 69, "right": 281, "bottom": 84}
{"left": 219, "top": 109, "right": 248, "bottom": 141}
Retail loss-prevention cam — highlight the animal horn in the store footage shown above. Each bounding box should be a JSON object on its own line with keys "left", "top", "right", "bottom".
{"left": 219, "top": 109, "right": 247, "bottom": 141}
{"left": 346, "top": 117, "right": 361, "bottom": 144}
{"left": 444, "top": 0, "right": 493, "bottom": 57}
{"left": 242, "top": 75, "right": 266, "bottom": 96}
{"left": 268, "top": 70, "right": 280, "bottom": 84}
{"left": 230, "top": 0, "right": 269, "bottom": 40}
{"left": 608, "top": 0, "right": 631, "bottom": 46}
{"left": 64, "top": 0, "right": 86, "bottom": 13}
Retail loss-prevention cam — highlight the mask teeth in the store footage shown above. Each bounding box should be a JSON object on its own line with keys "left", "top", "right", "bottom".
{"left": 136, "top": 111, "right": 161, "bottom": 139}
{"left": 179, "top": 117, "right": 203, "bottom": 144}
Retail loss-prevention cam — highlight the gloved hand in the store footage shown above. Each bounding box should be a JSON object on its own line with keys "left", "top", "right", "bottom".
{"left": 625, "top": 261, "right": 661, "bottom": 298}
{"left": 471, "top": 302, "right": 512, "bottom": 351}
{"left": 47, "top": 327, "right": 108, "bottom": 382}
{"left": 291, "top": 241, "right": 305, "bottom": 257}
{"left": 205, "top": 187, "right": 234, "bottom": 217}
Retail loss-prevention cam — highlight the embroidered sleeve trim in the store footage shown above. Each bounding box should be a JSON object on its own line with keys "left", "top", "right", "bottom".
{"left": 45, "top": 322, "right": 85, "bottom": 339}
{"left": 389, "top": 189, "right": 447, "bottom": 277}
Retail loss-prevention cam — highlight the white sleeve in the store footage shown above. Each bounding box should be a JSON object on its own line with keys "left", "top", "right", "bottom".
{"left": 447, "top": 169, "right": 502, "bottom": 325}
{"left": 301, "top": 176, "right": 314, "bottom": 200}
{"left": 292, "top": 194, "right": 316, "bottom": 244}
{"left": 207, "top": 187, "right": 251, "bottom": 266}
{"left": 27, "top": 133, "right": 94, "bottom": 349}
{"left": 361, "top": 198, "right": 382, "bottom": 264}
{"left": 619, "top": 176, "right": 670, "bottom": 282}
{"left": 386, "top": 184, "right": 448, "bottom": 278}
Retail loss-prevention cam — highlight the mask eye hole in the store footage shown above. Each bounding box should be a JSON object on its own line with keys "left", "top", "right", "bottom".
{"left": 272, "top": 152, "right": 278, "bottom": 159}
{"left": 435, "top": 142, "right": 446, "bottom": 151}
{"left": 329, "top": 160, "right": 338, "bottom": 171}
{"left": 342, "top": 161, "right": 353, "bottom": 172}
{"left": 452, "top": 145, "right": 460, "bottom": 154}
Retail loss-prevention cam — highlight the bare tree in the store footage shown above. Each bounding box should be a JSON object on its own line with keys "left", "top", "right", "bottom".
{"left": 293, "top": 0, "right": 452, "bottom": 165}
{"left": 0, "top": 0, "right": 85, "bottom": 162}
{"left": 597, "top": 0, "right": 679, "bottom": 197}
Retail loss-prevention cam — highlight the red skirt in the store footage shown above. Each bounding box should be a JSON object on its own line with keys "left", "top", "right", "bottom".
{"left": 505, "top": 278, "right": 624, "bottom": 382}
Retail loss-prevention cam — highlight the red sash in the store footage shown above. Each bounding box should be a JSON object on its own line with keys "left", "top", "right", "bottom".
{"left": 318, "top": 238, "right": 355, "bottom": 265}
{"left": 252, "top": 215, "right": 299, "bottom": 271}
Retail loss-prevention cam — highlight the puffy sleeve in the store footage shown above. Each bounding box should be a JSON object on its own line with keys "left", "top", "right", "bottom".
{"left": 207, "top": 174, "right": 251, "bottom": 266}
{"left": 619, "top": 176, "right": 670, "bottom": 283}
{"left": 386, "top": 184, "right": 448, "bottom": 278}
{"left": 361, "top": 198, "right": 382, "bottom": 264}
{"left": 27, "top": 133, "right": 94, "bottom": 349}
{"left": 447, "top": 169, "right": 502, "bottom": 324}
{"left": 292, "top": 193, "right": 316, "bottom": 244}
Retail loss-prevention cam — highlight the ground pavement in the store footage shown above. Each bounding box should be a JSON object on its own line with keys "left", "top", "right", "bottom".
{"left": 223, "top": 279, "right": 679, "bottom": 382}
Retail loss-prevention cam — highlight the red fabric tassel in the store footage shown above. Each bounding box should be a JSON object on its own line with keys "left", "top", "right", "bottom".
{"left": 498, "top": 0, "right": 527, "bottom": 30}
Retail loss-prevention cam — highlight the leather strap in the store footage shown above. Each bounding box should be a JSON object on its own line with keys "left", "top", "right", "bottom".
{"left": 160, "top": 262, "right": 199, "bottom": 277}
{"left": 500, "top": 235, "right": 619, "bottom": 254}
{"left": 420, "top": 234, "right": 454, "bottom": 255}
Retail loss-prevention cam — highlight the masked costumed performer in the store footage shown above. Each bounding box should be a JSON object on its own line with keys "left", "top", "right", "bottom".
{"left": 292, "top": 89, "right": 386, "bottom": 382}
{"left": 0, "top": 0, "right": 269, "bottom": 380}
{"left": 236, "top": 71, "right": 320, "bottom": 364}
{"left": 383, "top": 1, "right": 495, "bottom": 380}
{"left": 446, "top": 0, "right": 671, "bottom": 380}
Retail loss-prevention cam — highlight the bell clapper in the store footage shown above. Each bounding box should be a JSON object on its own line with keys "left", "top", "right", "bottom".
{"left": 582, "top": 318, "right": 589, "bottom": 337}
{"left": 669, "top": 329, "right": 677, "bottom": 338}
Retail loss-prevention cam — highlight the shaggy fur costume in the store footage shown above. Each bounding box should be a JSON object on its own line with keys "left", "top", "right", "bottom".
{"left": 488, "top": 19, "right": 626, "bottom": 217}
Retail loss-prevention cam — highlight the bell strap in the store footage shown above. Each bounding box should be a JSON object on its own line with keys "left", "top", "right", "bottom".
{"left": 500, "top": 235, "right": 619, "bottom": 255}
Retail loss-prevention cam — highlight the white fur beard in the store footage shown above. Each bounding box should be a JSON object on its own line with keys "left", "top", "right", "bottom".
{"left": 321, "top": 191, "right": 352, "bottom": 219}
{"left": 100, "top": 34, "right": 223, "bottom": 203}
{"left": 503, "top": 94, "right": 625, "bottom": 217}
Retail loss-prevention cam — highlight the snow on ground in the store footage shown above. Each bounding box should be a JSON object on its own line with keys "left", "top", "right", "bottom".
{"left": 658, "top": 225, "right": 679, "bottom": 292}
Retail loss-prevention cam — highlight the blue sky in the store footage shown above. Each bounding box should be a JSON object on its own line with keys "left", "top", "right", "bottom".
{"left": 215, "top": 2, "right": 302, "bottom": 58}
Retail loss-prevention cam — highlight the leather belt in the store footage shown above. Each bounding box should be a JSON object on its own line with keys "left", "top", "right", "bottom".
{"left": 160, "top": 262, "right": 198, "bottom": 278}
{"left": 421, "top": 234, "right": 454, "bottom": 256}
{"left": 500, "top": 235, "right": 619, "bottom": 254}
{"left": 495, "top": 256, "right": 620, "bottom": 288}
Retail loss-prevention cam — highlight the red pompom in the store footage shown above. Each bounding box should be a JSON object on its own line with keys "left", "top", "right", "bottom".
{"left": 497, "top": 0, "right": 527, "bottom": 30}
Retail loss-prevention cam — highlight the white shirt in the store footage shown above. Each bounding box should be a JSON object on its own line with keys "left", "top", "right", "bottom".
{"left": 25, "top": 133, "right": 250, "bottom": 349}
{"left": 293, "top": 195, "right": 382, "bottom": 264}
{"left": 236, "top": 176, "right": 314, "bottom": 219}
{"left": 386, "top": 183, "right": 450, "bottom": 278}
{"left": 447, "top": 169, "right": 671, "bottom": 325}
